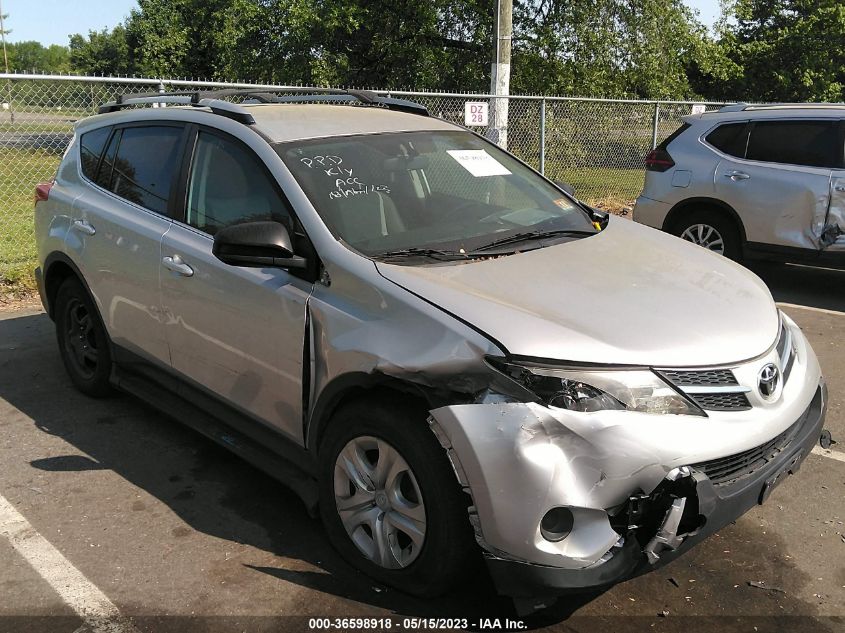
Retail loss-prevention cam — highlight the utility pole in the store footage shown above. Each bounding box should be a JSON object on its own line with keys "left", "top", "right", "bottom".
{"left": 0, "top": 0, "right": 13, "bottom": 124}
{"left": 488, "top": 0, "right": 512, "bottom": 149}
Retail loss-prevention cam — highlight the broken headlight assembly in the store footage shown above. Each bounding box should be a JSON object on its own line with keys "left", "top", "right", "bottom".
{"left": 489, "top": 360, "right": 705, "bottom": 416}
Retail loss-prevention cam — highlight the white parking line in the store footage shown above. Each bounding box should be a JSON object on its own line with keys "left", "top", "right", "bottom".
{"left": 0, "top": 494, "right": 138, "bottom": 633}
{"left": 812, "top": 445, "right": 845, "bottom": 463}
{"left": 777, "top": 302, "right": 845, "bottom": 317}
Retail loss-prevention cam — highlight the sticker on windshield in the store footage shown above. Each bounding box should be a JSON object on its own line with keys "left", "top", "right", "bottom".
{"left": 446, "top": 150, "right": 511, "bottom": 177}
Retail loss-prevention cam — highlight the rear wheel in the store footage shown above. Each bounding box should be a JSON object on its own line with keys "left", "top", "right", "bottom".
{"left": 672, "top": 208, "right": 742, "bottom": 260}
{"left": 55, "top": 277, "right": 113, "bottom": 397}
{"left": 318, "top": 396, "right": 475, "bottom": 597}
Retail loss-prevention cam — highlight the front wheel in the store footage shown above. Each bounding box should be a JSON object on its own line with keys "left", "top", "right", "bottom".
{"left": 318, "top": 396, "right": 475, "bottom": 597}
{"left": 54, "top": 277, "right": 113, "bottom": 397}
{"left": 672, "top": 208, "right": 742, "bottom": 260}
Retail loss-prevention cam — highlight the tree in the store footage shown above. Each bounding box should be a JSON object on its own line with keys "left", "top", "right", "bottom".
{"left": 511, "top": 0, "right": 731, "bottom": 99}
{"left": 6, "top": 41, "right": 70, "bottom": 73}
{"left": 122, "top": 0, "right": 492, "bottom": 89}
{"left": 69, "top": 27, "right": 134, "bottom": 76}
{"left": 62, "top": 0, "right": 734, "bottom": 99}
{"left": 705, "top": 0, "right": 845, "bottom": 101}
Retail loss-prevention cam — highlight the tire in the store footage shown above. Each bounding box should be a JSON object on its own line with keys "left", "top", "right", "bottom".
{"left": 671, "top": 207, "right": 742, "bottom": 261}
{"left": 318, "top": 395, "right": 476, "bottom": 597}
{"left": 54, "top": 277, "right": 113, "bottom": 397}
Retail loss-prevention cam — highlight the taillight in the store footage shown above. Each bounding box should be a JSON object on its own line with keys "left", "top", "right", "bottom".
{"left": 34, "top": 182, "right": 53, "bottom": 204}
{"left": 645, "top": 149, "right": 675, "bottom": 172}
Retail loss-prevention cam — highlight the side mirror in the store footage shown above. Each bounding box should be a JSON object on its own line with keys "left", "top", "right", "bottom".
{"left": 212, "top": 221, "right": 307, "bottom": 269}
{"left": 554, "top": 180, "right": 576, "bottom": 197}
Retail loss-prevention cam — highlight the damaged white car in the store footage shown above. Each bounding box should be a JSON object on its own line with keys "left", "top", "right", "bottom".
{"left": 34, "top": 90, "right": 828, "bottom": 608}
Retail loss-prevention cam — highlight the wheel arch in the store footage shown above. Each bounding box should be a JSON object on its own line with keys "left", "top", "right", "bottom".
{"left": 662, "top": 197, "right": 747, "bottom": 244}
{"left": 306, "top": 372, "right": 440, "bottom": 456}
{"left": 43, "top": 252, "right": 93, "bottom": 321}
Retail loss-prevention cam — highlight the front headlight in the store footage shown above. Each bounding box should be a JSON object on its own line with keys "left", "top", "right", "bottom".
{"left": 490, "top": 360, "right": 705, "bottom": 416}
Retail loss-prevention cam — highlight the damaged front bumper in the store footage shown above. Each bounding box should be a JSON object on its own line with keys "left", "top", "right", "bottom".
{"left": 428, "top": 326, "right": 826, "bottom": 598}
{"left": 496, "top": 383, "right": 824, "bottom": 596}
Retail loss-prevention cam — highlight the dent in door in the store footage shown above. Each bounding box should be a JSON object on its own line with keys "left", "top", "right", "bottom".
{"left": 822, "top": 176, "right": 845, "bottom": 248}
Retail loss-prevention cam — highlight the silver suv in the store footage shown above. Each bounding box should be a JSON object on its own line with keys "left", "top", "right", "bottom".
{"left": 34, "top": 90, "right": 827, "bottom": 607}
{"left": 635, "top": 104, "right": 845, "bottom": 264}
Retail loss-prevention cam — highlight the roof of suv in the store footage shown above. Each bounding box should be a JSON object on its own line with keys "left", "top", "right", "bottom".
{"left": 684, "top": 104, "right": 845, "bottom": 125}
{"left": 76, "top": 103, "right": 461, "bottom": 144}
{"left": 244, "top": 103, "right": 460, "bottom": 143}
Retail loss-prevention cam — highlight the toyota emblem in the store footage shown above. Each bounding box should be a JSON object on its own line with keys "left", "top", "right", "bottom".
{"left": 758, "top": 363, "right": 780, "bottom": 399}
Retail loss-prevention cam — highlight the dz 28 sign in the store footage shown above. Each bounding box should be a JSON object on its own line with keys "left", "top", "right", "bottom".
{"left": 464, "top": 102, "right": 488, "bottom": 127}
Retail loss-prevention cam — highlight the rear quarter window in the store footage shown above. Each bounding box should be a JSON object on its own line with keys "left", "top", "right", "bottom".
{"left": 79, "top": 126, "right": 112, "bottom": 180}
{"left": 705, "top": 122, "right": 749, "bottom": 158}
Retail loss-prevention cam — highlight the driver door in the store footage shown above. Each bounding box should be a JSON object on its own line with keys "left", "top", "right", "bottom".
{"left": 160, "top": 126, "right": 314, "bottom": 443}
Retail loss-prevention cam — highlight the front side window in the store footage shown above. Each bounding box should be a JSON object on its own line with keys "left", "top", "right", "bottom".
{"left": 79, "top": 126, "right": 111, "bottom": 180}
{"left": 277, "top": 130, "right": 595, "bottom": 257}
{"left": 109, "top": 126, "right": 184, "bottom": 214}
{"left": 186, "top": 131, "right": 292, "bottom": 235}
{"left": 746, "top": 120, "right": 837, "bottom": 168}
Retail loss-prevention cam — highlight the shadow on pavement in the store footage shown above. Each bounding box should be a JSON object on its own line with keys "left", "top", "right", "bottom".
{"left": 746, "top": 262, "right": 845, "bottom": 313}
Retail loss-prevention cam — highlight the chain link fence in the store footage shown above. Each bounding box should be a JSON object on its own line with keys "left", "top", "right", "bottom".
{"left": 0, "top": 73, "right": 725, "bottom": 283}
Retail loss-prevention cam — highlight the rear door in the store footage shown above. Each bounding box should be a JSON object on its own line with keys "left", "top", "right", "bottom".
{"left": 823, "top": 119, "right": 845, "bottom": 252}
{"left": 160, "top": 126, "right": 314, "bottom": 443}
{"left": 67, "top": 123, "right": 187, "bottom": 365}
{"left": 712, "top": 118, "right": 837, "bottom": 251}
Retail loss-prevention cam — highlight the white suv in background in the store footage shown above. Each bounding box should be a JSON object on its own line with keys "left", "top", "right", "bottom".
{"left": 635, "top": 104, "right": 845, "bottom": 265}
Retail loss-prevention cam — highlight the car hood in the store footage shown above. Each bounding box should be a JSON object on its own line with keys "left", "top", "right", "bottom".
{"left": 375, "top": 218, "right": 779, "bottom": 367}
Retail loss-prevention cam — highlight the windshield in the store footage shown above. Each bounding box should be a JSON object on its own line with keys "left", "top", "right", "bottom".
{"left": 276, "top": 130, "right": 596, "bottom": 257}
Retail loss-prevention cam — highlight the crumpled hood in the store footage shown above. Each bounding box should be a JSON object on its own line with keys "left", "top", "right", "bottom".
{"left": 376, "top": 218, "right": 779, "bottom": 367}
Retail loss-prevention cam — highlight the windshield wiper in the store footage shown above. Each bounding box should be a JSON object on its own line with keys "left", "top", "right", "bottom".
{"left": 471, "top": 229, "right": 595, "bottom": 253}
{"left": 375, "top": 247, "right": 480, "bottom": 261}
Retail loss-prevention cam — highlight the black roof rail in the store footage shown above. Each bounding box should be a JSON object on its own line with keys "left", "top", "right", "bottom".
{"left": 98, "top": 88, "right": 429, "bottom": 121}
{"left": 98, "top": 92, "right": 257, "bottom": 124}
{"left": 247, "top": 91, "right": 429, "bottom": 116}
{"left": 718, "top": 102, "right": 845, "bottom": 113}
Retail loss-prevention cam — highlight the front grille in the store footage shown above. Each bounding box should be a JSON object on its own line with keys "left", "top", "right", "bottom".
{"left": 693, "top": 419, "right": 800, "bottom": 485}
{"left": 658, "top": 368, "right": 749, "bottom": 411}
{"left": 660, "top": 369, "right": 737, "bottom": 387}
{"left": 689, "top": 392, "right": 752, "bottom": 411}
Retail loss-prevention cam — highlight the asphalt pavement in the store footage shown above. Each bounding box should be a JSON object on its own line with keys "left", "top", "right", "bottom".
{"left": 1, "top": 262, "right": 844, "bottom": 633}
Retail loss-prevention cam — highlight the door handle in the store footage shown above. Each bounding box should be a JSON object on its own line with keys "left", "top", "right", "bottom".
{"left": 724, "top": 171, "right": 750, "bottom": 181}
{"left": 162, "top": 255, "right": 194, "bottom": 277}
{"left": 834, "top": 185, "right": 845, "bottom": 193}
{"left": 71, "top": 219, "right": 96, "bottom": 235}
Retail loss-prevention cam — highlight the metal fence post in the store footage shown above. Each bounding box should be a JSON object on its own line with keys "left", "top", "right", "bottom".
{"left": 651, "top": 102, "right": 660, "bottom": 150}
{"left": 539, "top": 98, "right": 546, "bottom": 175}
{"left": 155, "top": 80, "right": 166, "bottom": 108}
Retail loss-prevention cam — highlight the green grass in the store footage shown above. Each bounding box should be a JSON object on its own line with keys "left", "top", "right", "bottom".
{"left": 546, "top": 166, "right": 645, "bottom": 203}
{"left": 1, "top": 147, "right": 62, "bottom": 292}
{"left": 0, "top": 120, "right": 77, "bottom": 135}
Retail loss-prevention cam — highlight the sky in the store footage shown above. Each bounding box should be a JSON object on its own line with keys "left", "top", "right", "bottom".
{"left": 2, "top": 0, "right": 722, "bottom": 47}
{"left": 1, "top": 0, "right": 139, "bottom": 46}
